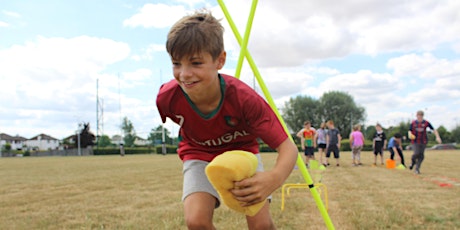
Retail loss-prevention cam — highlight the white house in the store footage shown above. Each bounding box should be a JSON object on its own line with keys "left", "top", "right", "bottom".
{"left": 134, "top": 136, "right": 150, "bottom": 146}
{"left": 111, "top": 135, "right": 123, "bottom": 146}
{"left": 26, "top": 133, "right": 60, "bottom": 151}
{"left": 0, "top": 133, "right": 28, "bottom": 150}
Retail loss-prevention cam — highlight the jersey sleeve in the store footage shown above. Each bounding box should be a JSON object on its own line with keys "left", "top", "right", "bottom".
{"left": 427, "top": 121, "right": 434, "bottom": 130}
{"left": 242, "top": 92, "right": 287, "bottom": 150}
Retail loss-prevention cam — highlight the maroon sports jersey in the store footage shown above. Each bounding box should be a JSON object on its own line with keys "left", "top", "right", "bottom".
{"left": 156, "top": 74, "right": 287, "bottom": 162}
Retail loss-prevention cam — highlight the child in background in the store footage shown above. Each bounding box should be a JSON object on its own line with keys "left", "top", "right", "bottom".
{"left": 372, "top": 123, "right": 387, "bottom": 166}
{"left": 296, "top": 121, "right": 316, "bottom": 167}
{"left": 325, "top": 120, "right": 342, "bottom": 167}
{"left": 388, "top": 133, "right": 405, "bottom": 167}
{"left": 349, "top": 124, "right": 365, "bottom": 166}
{"left": 156, "top": 11, "right": 298, "bottom": 229}
{"left": 409, "top": 110, "right": 442, "bottom": 174}
{"left": 315, "top": 122, "right": 328, "bottom": 166}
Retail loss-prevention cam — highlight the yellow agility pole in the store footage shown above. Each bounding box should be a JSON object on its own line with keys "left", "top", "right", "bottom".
{"left": 217, "top": 1, "right": 335, "bottom": 229}
{"left": 234, "top": 0, "right": 257, "bottom": 79}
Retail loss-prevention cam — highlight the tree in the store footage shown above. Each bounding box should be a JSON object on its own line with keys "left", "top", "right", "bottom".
{"left": 121, "top": 117, "right": 136, "bottom": 147}
{"left": 451, "top": 125, "right": 460, "bottom": 144}
{"left": 436, "top": 125, "right": 452, "bottom": 143}
{"left": 98, "top": 135, "right": 112, "bottom": 147}
{"left": 148, "top": 125, "right": 172, "bottom": 145}
{"left": 283, "top": 95, "right": 320, "bottom": 132}
{"left": 318, "top": 91, "right": 366, "bottom": 138}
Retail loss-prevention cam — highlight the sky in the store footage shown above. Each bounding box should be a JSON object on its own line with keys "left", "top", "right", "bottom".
{"left": 1, "top": 0, "right": 459, "bottom": 140}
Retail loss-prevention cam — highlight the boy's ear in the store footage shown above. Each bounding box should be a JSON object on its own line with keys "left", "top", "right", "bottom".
{"left": 217, "top": 51, "right": 226, "bottom": 69}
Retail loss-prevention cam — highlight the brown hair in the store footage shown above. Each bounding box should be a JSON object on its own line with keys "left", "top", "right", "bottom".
{"left": 166, "top": 10, "right": 224, "bottom": 61}
{"left": 304, "top": 121, "right": 311, "bottom": 126}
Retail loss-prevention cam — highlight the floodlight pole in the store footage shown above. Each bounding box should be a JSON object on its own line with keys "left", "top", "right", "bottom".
{"left": 217, "top": 1, "right": 335, "bottom": 229}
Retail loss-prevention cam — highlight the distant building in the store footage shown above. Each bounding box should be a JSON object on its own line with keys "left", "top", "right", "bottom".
{"left": 26, "top": 133, "right": 60, "bottom": 151}
{"left": 111, "top": 135, "right": 123, "bottom": 146}
{"left": 0, "top": 133, "right": 28, "bottom": 150}
{"left": 134, "top": 136, "right": 150, "bottom": 146}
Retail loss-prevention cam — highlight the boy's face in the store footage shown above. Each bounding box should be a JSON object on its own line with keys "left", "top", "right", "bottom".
{"left": 376, "top": 126, "right": 382, "bottom": 131}
{"left": 304, "top": 124, "right": 310, "bottom": 129}
{"left": 172, "top": 51, "right": 226, "bottom": 97}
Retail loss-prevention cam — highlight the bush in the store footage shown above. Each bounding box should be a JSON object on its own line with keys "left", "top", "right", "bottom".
{"left": 94, "top": 147, "right": 155, "bottom": 155}
{"left": 154, "top": 145, "right": 177, "bottom": 154}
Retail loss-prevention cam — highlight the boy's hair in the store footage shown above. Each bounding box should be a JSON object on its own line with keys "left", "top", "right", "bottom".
{"left": 416, "top": 110, "right": 424, "bottom": 116}
{"left": 327, "top": 120, "right": 334, "bottom": 126}
{"left": 304, "top": 121, "right": 311, "bottom": 126}
{"left": 394, "top": 133, "right": 402, "bottom": 138}
{"left": 376, "top": 123, "right": 382, "bottom": 128}
{"left": 166, "top": 11, "right": 224, "bottom": 61}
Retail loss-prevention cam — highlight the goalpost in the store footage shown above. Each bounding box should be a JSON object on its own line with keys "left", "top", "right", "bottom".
{"left": 217, "top": 1, "right": 335, "bottom": 229}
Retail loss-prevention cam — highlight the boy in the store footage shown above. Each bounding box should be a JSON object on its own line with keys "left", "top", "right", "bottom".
{"left": 296, "top": 121, "right": 316, "bottom": 167}
{"left": 156, "top": 11, "right": 298, "bottom": 230}
{"left": 325, "top": 120, "right": 341, "bottom": 166}
{"left": 372, "top": 123, "right": 387, "bottom": 166}
{"left": 315, "top": 122, "right": 327, "bottom": 166}
{"left": 387, "top": 133, "right": 405, "bottom": 167}
{"left": 349, "top": 124, "right": 364, "bottom": 166}
{"left": 408, "top": 110, "right": 442, "bottom": 174}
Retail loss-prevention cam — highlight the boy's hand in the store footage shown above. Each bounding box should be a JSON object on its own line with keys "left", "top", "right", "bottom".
{"left": 231, "top": 171, "right": 279, "bottom": 207}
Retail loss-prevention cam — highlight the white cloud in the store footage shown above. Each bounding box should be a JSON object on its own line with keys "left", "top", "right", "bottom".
{"left": 387, "top": 53, "right": 460, "bottom": 78}
{"left": 123, "top": 3, "right": 188, "bottom": 28}
{"left": 0, "top": 36, "right": 131, "bottom": 138}
{"left": 0, "top": 21, "right": 9, "bottom": 27}
{"left": 2, "top": 10, "right": 21, "bottom": 18}
{"left": 214, "top": 0, "right": 460, "bottom": 67}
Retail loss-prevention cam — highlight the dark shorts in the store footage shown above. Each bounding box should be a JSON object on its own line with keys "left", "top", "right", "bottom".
{"left": 304, "top": 147, "right": 315, "bottom": 156}
{"left": 318, "top": 143, "right": 327, "bottom": 149}
{"left": 326, "top": 145, "right": 340, "bottom": 159}
{"left": 374, "top": 147, "right": 384, "bottom": 155}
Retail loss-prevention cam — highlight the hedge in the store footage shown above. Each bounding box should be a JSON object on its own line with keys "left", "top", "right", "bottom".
{"left": 94, "top": 147, "right": 155, "bottom": 155}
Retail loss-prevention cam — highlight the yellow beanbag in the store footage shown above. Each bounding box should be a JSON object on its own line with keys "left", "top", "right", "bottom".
{"left": 408, "top": 131, "right": 416, "bottom": 140}
{"left": 205, "top": 150, "right": 266, "bottom": 216}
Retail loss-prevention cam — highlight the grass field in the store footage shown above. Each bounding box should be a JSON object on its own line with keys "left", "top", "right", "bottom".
{"left": 1, "top": 150, "right": 459, "bottom": 230}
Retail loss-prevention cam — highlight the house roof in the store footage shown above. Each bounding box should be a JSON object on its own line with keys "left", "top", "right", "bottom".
{"left": 29, "top": 133, "right": 59, "bottom": 141}
{"left": 0, "top": 133, "right": 28, "bottom": 141}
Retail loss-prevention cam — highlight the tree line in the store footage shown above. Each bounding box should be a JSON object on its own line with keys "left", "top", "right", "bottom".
{"left": 90, "top": 90, "right": 459, "bottom": 148}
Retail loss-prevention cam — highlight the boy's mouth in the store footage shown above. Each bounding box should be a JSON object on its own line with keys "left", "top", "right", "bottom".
{"left": 182, "top": 81, "right": 199, "bottom": 88}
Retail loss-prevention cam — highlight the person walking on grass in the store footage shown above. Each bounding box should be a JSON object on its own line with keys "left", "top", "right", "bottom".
{"left": 349, "top": 124, "right": 365, "bottom": 166}
{"left": 372, "top": 123, "right": 387, "bottom": 166}
{"left": 315, "top": 122, "right": 328, "bottom": 166}
{"left": 325, "top": 120, "right": 341, "bottom": 167}
{"left": 388, "top": 133, "right": 405, "bottom": 167}
{"left": 156, "top": 11, "right": 298, "bottom": 230}
{"left": 296, "top": 121, "right": 316, "bottom": 168}
{"left": 408, "top": 110, "right": 442, "bottom": 174}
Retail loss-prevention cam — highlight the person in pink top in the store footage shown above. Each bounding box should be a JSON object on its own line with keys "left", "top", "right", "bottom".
{"left": 349, "top": 124, "right": 365, "bottom": 166}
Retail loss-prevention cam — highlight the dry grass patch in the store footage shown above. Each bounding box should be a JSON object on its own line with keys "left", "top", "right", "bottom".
{"left": 1, "top": 150, "right": 459, "bottom": 229}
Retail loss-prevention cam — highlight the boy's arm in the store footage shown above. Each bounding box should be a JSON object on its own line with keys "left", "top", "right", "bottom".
{"left": 300, "top": 137, "right": 305, "bottom": 150}
{"left": 337, "top": 133, "right": 342, "bottom": 148}
{"left": 296, "top": 129, "right": 303, "bottom": 138}
{"left": 232, "top": 138, "right": 297, "bottom": 206}
{"left": 433, "top": 129, "right": 442, "bottom": 144}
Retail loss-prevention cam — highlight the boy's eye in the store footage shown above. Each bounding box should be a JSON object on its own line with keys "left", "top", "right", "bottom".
{"left": 172, "top": 62, "right": 180, "bottom": 66}
{"left": 192, "top": 61, "right": 202, "bottom": 65}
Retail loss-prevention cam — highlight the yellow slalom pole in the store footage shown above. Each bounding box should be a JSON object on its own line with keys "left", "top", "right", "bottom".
{"left": 217, "top": 1, "right": 335, "bottom": 229}
{"left": 234, "top": 0, "right": 257, "bottom": 79}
